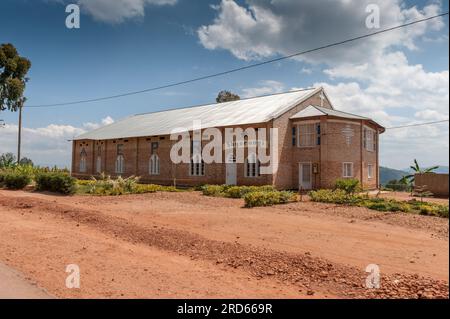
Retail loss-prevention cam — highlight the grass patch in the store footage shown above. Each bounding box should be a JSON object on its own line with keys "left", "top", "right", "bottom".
{"left": 309, "top": 189, "right": 448, "bottom": 218}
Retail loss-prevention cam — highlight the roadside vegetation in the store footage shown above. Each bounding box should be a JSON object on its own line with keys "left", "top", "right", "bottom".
{"left": 310, "top": 179, "right": 448, "bottom": 218}
{"left": 200, "top": 184, "right": 296, "bottom": 208}
{"left": 0, "top": 161, "right": 75, "bottom": 194}
{"left": 76, "top": 174, "right": 179, "bottom": 196}
{"left": 2, "top": 153, "right": 446, "bottom": 216}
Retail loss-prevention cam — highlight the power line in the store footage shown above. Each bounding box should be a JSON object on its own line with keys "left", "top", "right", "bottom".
{"left": 26, "top": 12, "right": 449, "bottom": 108}
{"left": 386, "top": 119, "right": 449, "bottom": 130}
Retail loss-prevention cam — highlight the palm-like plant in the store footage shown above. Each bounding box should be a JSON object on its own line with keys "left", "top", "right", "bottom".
{"left": 405, "top": 159, "right": 439, "bottom": 183}
{"left": 0, "top": 152, "right": 17, "bottom": 169}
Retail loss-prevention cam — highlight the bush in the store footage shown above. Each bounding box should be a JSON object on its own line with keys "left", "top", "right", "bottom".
{"left": 201, "top": 185, "right": 226, "bottom": 197}
{"left": 244, "top": 190, "right": 295, "bottom": 208}
{"left": 309, "top": 189, "right": 359, "bottom": 204}
{"left": 87, "top": 175, "right": 140, "bottom": 196}
{"left": 335, "top": 178, "right": 361, "bottom": 194}
{"left": 134, "top": 184, "right": 179, "bottom": 194}
{"left": 35, "top": 172, "right": 76, "bottom": 195}
{"left": 0, "top": 171, "right": 6, "bottom": 186}
{"left": 2, "top": 172, "right": 32, "bottom": 190}
{"left": 201, "top": 185, "right": 276, "bottom": 199}
{"left": 309, "top": 189, "right": 449, "bottom": 218}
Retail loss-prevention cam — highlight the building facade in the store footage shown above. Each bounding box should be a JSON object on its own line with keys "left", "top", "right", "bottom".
{"left": 72, "top": 88, "right": 384, "bottom": 190}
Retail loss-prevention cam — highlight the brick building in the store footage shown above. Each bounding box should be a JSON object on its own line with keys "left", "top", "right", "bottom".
{"left": 72, "top": 87, "right": 384, "bottom": 190}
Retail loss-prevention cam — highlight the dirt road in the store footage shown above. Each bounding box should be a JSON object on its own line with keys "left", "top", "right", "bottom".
{"left": 0, "top": 263, "right": 51, "bottom": 299}
{"left": 0, "top": 190, "right": 448, "bottom": 298}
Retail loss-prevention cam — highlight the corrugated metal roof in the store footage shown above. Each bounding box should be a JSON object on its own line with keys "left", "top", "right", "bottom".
{"left": 290, "top": 105, "right": 370, "bottom": 120}
{"left": 75, "top": 87, "right": 321, "bottom": 140}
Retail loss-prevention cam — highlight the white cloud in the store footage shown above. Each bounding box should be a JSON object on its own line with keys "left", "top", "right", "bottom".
{"left": 0, "top": 117, "right": 114, "bottom": 167}
{"left": 83, "top": 116, "right": 115, "bottom": 130}
{"left": 316, "top": 51, "right": 449, "bottom": 127}
{"left": 197, "top": 0, "right": 444, "bottom": 65}
{"left": 77, "top": 0, "right": 177, "bottom": 24}
{"left": 241, "top": 80, "right": 285, "bottom": 98}
{"left": 313, "top": 51, "right": 449, "bottom": 168}
{"left": 197, "top": 0, "right": 448, "bottom": 168}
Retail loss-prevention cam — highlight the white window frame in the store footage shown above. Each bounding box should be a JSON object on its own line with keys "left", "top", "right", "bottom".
{"left": 149, "top": 154, "right": 160, "bottom": 175}
{"left": 189, "top": 155, "right": 205, "bottom": 177}
{"left": 96, "top": 156, "right": 102, "bottom": 174}
{"left": 79, "top": 148, "right": 87, "bottom": 173}
{"left": 245, "top": 153, "right": 261, "bottom": 178}
{"left": 298, "top": 122, "right": 320, "bottom": 148}
{"left": 368, "top": 164, "right": 374, "bottom": 179}
{"left": 342, "top": 162, "right": 354, "bottom": 178}
{"left": 115, "top": 155, "right": 125, "bottom": 174}
{"left": 79, "top": 156, "right": 87, "bottom": 173}
{"left": 363, "top": 127, "right": 376, "bottom": 152}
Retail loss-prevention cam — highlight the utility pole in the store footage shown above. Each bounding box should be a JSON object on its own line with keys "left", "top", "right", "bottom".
{"left": 17, "top": 100, "right": 23, "bottom": 164}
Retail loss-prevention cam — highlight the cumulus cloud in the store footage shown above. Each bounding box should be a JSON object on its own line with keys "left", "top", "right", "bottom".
{"left": 208, "top": 0, "right": 448, "bottom": 168}
{"left": 77, "top": 0, "right": 177, "bottom": 24}
{"left": 313, "top": 51, "right": 449, "bottom": 168}
{"left": 241, "top": 80, "right": 285, "bottom": 98}
{"left": 197, "top": 0, "right": 444, "bottom": 65}
{"left": 315, "top": 51, "right": 449, "bottom": 127}
{"left": 0, "top": 117, "right": 114, "bottom": 167}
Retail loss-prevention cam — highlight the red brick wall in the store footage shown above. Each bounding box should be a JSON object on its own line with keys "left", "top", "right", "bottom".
{"left": 71, "top": 92, "right": 381, "bottom": 190}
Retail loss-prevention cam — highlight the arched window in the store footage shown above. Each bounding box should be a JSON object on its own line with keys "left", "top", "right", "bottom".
{"left": 149, "top": 154, "right": 160, "bottom": 175}
{"left": 189, "top": 154, "right": 205, "bottom": 176}
{"left": 115, "top": 155, "right": 125, "bottom": 174}
{"left": 79, "top": 148, "right": 87, "bottom": 173}
{"left": 245, "top": 153, "right": 260, "bottom": 178}
{"left": 96, "top": 156, "right": 102, "bottom": 173}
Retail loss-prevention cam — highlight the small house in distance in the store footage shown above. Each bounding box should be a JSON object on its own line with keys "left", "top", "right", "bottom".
{"left": 72, "top": 87, "right": 385, "bottom": 190}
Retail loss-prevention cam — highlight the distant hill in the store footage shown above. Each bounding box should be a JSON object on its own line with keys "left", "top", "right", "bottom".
{"left": 379, "top": 165, "right": 449, "bottom": 186}
{"left": 379, "top": 166, "right": 408, "bottom": 186}
{"left": 403, "top": 166, "right": 449, "bottom": 174}
{"left": 432, "top": 166, "right": 449, "bottom": 174}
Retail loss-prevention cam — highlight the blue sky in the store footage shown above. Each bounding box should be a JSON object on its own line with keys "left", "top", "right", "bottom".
{"left": 0, "top": 0, "right": 448, "bottom": 169}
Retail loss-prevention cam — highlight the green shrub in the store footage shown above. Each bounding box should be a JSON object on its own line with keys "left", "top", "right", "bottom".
{"left": 134, "top": 184, "right": 179, "bottom": 193}
{"left": 76, "top": 179, "right": 95, "bottom": 186}
{"left": 201, "top": 185, "right": 226, "bottom": 197}
{"left": 0, "top": 170, "right": 6, "bottom": 186}
{"left": 202, "top": 185, "right": 276, "bottom": 199}
{"left": 2, "top": 172, "right": 32, "bottom": 189}
{"left": 309, "top": 189, "right": 358, "bottom": 204}
{"left": 35, "top": 172, "right": 76, "bottom": 195}
{"left": 244, "top": 190, "right": 295, "bottom": 208}
{"left": 335, "top": 178, "right": 361, "bottom": 194}
{"left": 309, "top": 188, "right": 448, "bottom": 218}
{"left": 87, "top": 175, "right": 140, "bottom": 196}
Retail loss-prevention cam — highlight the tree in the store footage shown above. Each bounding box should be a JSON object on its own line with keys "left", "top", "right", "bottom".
{"left": 0, "top": 43, "right": 31, "bottom": 112}
{"left": 405, "top": 159, "right": 439, "bottom": 184}
{"left": 19, "top": 157, "right": 33, "bottom": 166}
{"left": 0, "top": 152, "right": 17, "bottom": 169}
{"left": 216, "top": 90, "right": 240, "bottom": 103}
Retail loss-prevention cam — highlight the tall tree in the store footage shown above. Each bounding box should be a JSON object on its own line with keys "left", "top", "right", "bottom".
{"left": 216, "top": 90, "right": 240, "bottom": 103}
{"left": 0, "top": 43, "right": 31, "bottom": 112}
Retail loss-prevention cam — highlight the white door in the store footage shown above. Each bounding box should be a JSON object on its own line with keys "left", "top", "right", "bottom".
{"left": 226, "top": 155, "right": 237, "bottom": 185}
{"left": 299, "top": 163, "right": 312, "bottom": 190}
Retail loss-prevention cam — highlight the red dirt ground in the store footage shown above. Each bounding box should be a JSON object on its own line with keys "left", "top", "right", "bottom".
{"left": 0, "top": 190, "right": 448, "bottom": 299}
